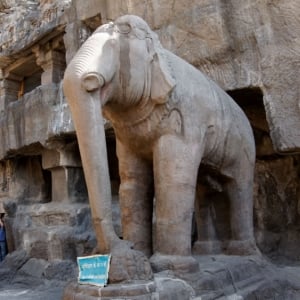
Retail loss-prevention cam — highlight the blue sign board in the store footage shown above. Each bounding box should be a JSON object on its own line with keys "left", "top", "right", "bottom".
{"left": 77, "top": 254, "right": 111, "bottom": 286}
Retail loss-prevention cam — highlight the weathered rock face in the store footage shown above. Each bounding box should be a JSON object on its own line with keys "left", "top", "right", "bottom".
{"left": 0, "top": 0, "right": 300, "bottom": 297}
{"left": 0, "top": 0, "right": 71, "bottom": 54}
{"left": 254, "top": 156, "right": 300, "bottom": 261}
{"left": 0, "top": 84, "right": 73, "bottom": 157}
{"left": 1, "top": 2, "right": 300, "bottom": 149}
{"left": 104, "top": 0, "right": 300, "bottom": 154}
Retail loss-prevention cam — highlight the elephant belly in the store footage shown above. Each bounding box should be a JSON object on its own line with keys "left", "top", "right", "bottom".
{"left": 202, "top": 119, "right": 254, "bottom": 179}
{"left": 122, "top": 134, "right": 155, "bottom": 159}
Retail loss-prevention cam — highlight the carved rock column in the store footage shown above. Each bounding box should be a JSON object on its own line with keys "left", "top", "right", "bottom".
{"left": 0, "top": 72, "right": 21, "bottom": 112}
{"left": 42, "top": 148, "right": 87, "bottom": 203}
{"left": 34, "top": 42, "right": 66, "bottom": 85}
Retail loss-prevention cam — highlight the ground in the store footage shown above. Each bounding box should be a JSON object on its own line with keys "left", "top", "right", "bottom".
{"left": 1, "top": 250, "right": 300, "bottom": 299}
{"left": 0, "top": 250, "right": 75, "bottom": 300}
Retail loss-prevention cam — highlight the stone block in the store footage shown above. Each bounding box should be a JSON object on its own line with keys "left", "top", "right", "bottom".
{"left": 19, "top": 258, "right": 49, "bottom": 278}
{"left": 9, "top": 203, "right": 96, "bottom": 261}
{"left": 22, "top": 229, "right": 49, "bottom": 260}
{"left": 0, "top": 84, "right": 75, "bottom": 160}
{"left": 42, "top": 149, "right": 60, "bottom": 170}
{"left": 7, "top": 156, "right": 50, "bottom": 204}
{"left": 49, "top": 166, "right": 87, "bottom": 203}
{"left": 43, "top": 260, "right": 77, "bottom": 281}
{"left": 75, "top": 0, "right": 105, "bottom": 21}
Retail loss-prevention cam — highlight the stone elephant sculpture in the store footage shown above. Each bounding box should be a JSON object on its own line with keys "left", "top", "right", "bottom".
{"left": 63, "top": 15, "right": 257, "bottom": 282}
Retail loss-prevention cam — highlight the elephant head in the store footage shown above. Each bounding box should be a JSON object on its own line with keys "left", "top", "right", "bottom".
{"left": 63, "top": 15, "right": 176, "bottom": 281}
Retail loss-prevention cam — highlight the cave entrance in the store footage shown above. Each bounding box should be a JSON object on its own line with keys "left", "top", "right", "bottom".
{"left": 227, "top": 87, "right": 274, "bottom": 157}
{"left": 15, "top": 56, "right": 43, "bottom": 98}
{"left": 5, "top": 55, "right": 43, "bottom": 101}
{"left": 228, "top": 88, "right": 300, "bottom": 262}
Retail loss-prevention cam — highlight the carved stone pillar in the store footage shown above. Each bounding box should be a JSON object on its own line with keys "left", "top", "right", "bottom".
{"left": 33, "top": 43, "right": 66, "bottom": 85}
{"left": 42, "top": 148, "right": 87, "bottom": 203}
{"left": 0, "top": 72, "right": 21, "bottom": 111}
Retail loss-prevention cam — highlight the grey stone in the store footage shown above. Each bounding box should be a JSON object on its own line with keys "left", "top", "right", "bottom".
{"left": 154, "top": 277, "right": 195, "bottom": 300}
{"left": 19, "top": 257, "right": 49, "bottom": 278}
{"left": 0, "top": 84, "right": 74, "bottom": 159}
{"left": 43, "top": 260, "right": 77, "bottom": 281}
{"left": 62, "top": 255, "right": 300, "bottom": 299}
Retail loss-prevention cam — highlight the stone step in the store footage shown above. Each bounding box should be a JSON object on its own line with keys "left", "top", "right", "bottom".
{"left": 20, "top": 225, "right": 77, "bottom": 260}
{"left": 13, "top": 203, "right": 92, "bottom": 227}
{"left": 8, "top": 203, "right": 96, "bottom": 261}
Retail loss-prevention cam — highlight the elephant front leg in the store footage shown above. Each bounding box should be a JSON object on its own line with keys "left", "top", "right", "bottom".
{"left": 117, "top": 140, "right": 154, "bottom": 257}
{"left": 151, "top": 135, "right": 201, "bottom": 273}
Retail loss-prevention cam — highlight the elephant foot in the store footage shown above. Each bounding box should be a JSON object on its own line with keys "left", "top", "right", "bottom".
{"left": 108, "top": 240, "right": 153, "bottom": 283}
{"left": 192, "top": 240, "right": 222, "bottom": 255}
{"left": 224, "top": 239, "right": 261, "bottom": 256}
{"left": 150, "top": 253, "right": 199, "bottom": 274}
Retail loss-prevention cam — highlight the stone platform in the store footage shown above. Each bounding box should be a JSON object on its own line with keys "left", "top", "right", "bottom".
{"left": 62, "top": 255, "right": 300, "bottom": 299}
{"left": 63, "top": 277, "right": 194, "bottom": 300}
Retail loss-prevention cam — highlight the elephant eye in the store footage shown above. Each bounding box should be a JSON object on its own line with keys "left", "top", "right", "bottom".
{"left": 116, "top": 23, "right": 131, "bottom": 34}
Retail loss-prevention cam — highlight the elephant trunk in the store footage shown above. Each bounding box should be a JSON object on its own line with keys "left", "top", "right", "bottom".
{"left": 63, "top": 34, "right": 119, "bottom": 253}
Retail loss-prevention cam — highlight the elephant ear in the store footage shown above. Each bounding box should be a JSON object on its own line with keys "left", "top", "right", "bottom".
{"left": 148, "top": 40, "right": 176, "bottom": 104}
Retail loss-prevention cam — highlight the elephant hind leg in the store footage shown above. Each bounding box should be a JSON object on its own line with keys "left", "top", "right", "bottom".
{"left": 192, "top": 183, "right": 223, "bottom": 255}
{"left": 223, "top": 166, "right": 259, "bottom": 255}
{"left": 119, "top": 170, "right": 154, "bottom": 257}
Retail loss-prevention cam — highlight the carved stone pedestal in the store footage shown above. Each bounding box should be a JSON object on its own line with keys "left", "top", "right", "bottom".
{"left": 63, "top": 281, "right": 156, "bottom": 300}
{"left": 62, "top": 277, "right": 195, "bottom": 300}
{"left": 62, "top": 255, "right": 300, "bottom": 299}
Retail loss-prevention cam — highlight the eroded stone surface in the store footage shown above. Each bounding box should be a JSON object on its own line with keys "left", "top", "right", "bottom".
{"left": 1, "top": 1, "right": 300, "bottom": 152}
{"left": 0, "top": 84, "right": 74, "bottom": 158}
{"left": 102, "top": 0, "right": 300, "bottom": 153}
{"left": 0, "top": 250, "right": 74, "bottom": 300}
